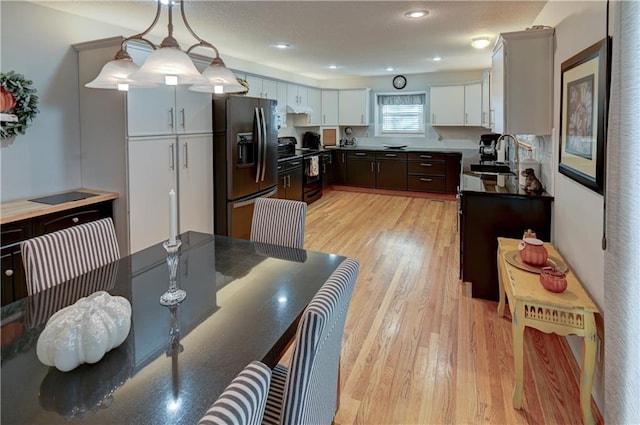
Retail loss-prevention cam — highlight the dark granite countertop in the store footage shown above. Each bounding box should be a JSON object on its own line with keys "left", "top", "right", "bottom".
{"left": 325, "top": 145, "right": 468, "bottom": 154}
{"left": 461, "top": 172, "right": 554, "bottom": 199}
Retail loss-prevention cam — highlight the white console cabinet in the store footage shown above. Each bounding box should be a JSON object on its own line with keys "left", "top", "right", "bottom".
{"left": 74, "top": 37, "right": 213, "bottom": 254}
{"left": 491, "top": 28, "right": 554, "bottom": 135}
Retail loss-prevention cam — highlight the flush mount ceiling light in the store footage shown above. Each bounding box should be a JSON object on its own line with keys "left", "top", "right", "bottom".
{"left": 274, "top": 43, "right": 292, "bottom": 49}
{"left": 432, "top": 56, "right": 443, "bottom": 62}
{"left": 404, "top": 10, "right": 429, "bottom": 19}
{"left": 86, "top": 0, "right": 246, "bottom": 93}
{"left": 471, "top": 36, "right": 491, "bottom": 49}
{"left": 328, "top": 64, "right": 338, "bottom": 69}
{"left": 386, "top": 66, "right": 395, "bottom": 72}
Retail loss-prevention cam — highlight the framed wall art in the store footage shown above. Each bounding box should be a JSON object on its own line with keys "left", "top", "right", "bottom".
{"left": 558, "top": 38, "right": 610, "bottom": 194}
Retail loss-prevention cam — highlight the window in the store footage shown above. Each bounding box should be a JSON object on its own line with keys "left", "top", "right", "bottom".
{"left": 375, "top": 92, "right": 426, "bottom": 136}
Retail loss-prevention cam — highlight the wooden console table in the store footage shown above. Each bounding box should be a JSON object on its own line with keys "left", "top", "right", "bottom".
{"left": 497, "top": 237, "right": 599, "bottom": 425}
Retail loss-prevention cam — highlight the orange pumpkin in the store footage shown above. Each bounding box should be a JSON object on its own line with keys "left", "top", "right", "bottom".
{"left": 1, "top": 87, "right": 16, "bottom": 112}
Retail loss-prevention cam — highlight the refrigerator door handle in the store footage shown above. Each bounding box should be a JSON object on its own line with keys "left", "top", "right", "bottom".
{"left": 254, "top": 107, "right": 262, "bottom": 184}
{"left": 260, "top": 107, "right": 268, "bottom": 182}
{"left": 232, "top": 187, "right": 278, "bottom": 208}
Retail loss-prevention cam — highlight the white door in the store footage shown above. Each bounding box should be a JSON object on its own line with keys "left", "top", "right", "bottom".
{"left": 464, "top": 83, "right": 482, "bottom": 126}
{"left": 175, "top": 86, "right": 212, "bottom": 134}
{"left": 246, "top": 75, "right": 263, "bottom": 98}
{"left": 321, "top": 90, "right": 339, "bottom": 125}
{"left": 339, "top": 89, "right": 369, "bottom": 125}
{"left": 127, "top": 85, "right": 175, "bottom": 137}
{"left": 481, "top": 70, "right": 491, "bottom": 128}
{"left": 491, "top": 44, "right": 505, "bottom": 134}
{"left": 307, "top": 88, "right": 322, "bottom": 126}
{"left": 178, "top": 134, "right": 213, "bottom": 235}
{"left": 430, "top": 85, "right": 464, "bottom": 126}
{"left": 287, "top": 83, "right": 300, "bottom": 107}
{"left": 128, "top": 136, "right": 177, "bottom": 253}
{"left": 261, "top": 79, "right": 277, "bottom": 100}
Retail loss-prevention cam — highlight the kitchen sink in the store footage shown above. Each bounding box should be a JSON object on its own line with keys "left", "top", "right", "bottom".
{"left": 469, "top": 161, "right": 513, "bottom": 174}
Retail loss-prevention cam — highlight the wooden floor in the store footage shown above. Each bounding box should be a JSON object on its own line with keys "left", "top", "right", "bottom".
{"left": 300, "top": 189, "right": 603, "bottom": 425}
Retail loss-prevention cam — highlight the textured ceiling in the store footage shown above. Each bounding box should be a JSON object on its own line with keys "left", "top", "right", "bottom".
{"left": 33, "top": 1, "right": 547, "bottom": 80}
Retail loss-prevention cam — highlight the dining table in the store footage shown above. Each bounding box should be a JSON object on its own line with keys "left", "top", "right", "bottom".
{"left": 0, "top": 231, "right": 347, "bottom": 424}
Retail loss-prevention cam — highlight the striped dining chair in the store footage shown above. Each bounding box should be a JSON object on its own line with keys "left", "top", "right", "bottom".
{"left": 198, "top": 361, "right": 272, "bottom": 425}
{"left": 21, "top": 218, "right": 120, "bottom": 296}
{"left": 262, "top": 258, "right": 360, "bottom": 425}
{"left": 250, "top": 198, "right": 307, "bottom": 249}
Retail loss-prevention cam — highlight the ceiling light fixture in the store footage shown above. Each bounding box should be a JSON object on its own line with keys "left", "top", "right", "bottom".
{"left": 386, "top": 67, "right": 395, "bottom": 72}
{"left": 329, "top": 65, "right": 338, "bottom": 69}
{"left": 471, "top": 36, "right": 491, "bottom": 49}
{"left": 432, "top": 56, "right": 443, "bottom": 62}
{"left": 86, "top": 0, "right": 246, "bottom": 93}
{"left": 404, "top": 10, "right": 429, "bottom": 19}
{"left": 274, "top": 43, "right": 291, "bottom": 49}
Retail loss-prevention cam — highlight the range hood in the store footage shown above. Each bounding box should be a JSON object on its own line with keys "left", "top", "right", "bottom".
{"left": 286, "top": 104, "right": 313, "bottom": 114}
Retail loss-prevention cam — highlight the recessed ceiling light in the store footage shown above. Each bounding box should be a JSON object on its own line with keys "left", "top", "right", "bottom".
{"left": 274, "top": 43, "right": 292, "bottom": 49}
{"left": 471, "top": 37, "right": 491, "bottom": 49}
{"left": 386, "top": 67, "right": 395, "bottom": 72}
{"left": 404, "top": 10, "right": 429, "bottom": 19}
{"left": 432, "top": 56, "right": 443, "bottom": 62}
{"left": 329, "top": 64, "right": 338, "bottom": 69}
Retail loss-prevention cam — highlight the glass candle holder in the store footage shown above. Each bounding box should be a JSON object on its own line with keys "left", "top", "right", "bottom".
{"left": 160, "top": 239, "right": 186, "bottom": 306}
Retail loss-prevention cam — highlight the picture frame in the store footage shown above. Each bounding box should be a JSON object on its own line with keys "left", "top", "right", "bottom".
{"left": 558, "top": 38, "right": 610, "bottom": 194}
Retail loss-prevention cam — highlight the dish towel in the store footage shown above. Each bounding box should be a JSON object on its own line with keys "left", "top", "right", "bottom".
{"left": 307, "top": 156, "right": 319, "bottom": 177}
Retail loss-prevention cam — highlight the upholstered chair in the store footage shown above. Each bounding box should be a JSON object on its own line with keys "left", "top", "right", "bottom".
{"left": 21, "top": 218, "right": 120, "bottom": 295}
{"left": 198, "top": 361, "right": 272, "bottom": 425}
{"left": 262, "top": 258, "right": 360, "bottom": 425}
{"left": 250, "top": 198, "right": 307, "bottom": 249}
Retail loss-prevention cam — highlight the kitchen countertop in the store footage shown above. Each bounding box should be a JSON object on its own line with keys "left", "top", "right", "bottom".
{"left": 325, "top": 145, "right": 471, "bottom": 154}
{"left": 461, "top": 172, "right": 554, "bottom": 199}
{"left": 1, "top": 189, "right": 119, "bottom": 225}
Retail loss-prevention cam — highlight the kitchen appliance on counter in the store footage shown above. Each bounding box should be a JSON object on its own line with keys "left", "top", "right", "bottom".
{"left": 302, "top": 131, "right": 322, "bottom": 150}
{"left": 478, "top": 133, "right": 500, "bottom": 161}
{"left": 278, "top": 136, "right": 298, "bottom": 160}
{"left": 213, "top": 96, "right": 278, "bottom": 240}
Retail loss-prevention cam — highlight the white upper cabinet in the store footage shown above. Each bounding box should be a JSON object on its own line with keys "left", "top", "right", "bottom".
{"left": 464, "top": 83, "right": 482, "bottom": 126}
{"left": 126, "top": 45, "right": 212, "bottom": 137}
{"left": 276, "top": 82, "right": 288, "bottom": 113}
{"left": 430, "top": 85, "right": 464, "bottom": 126}
{"left": 286, "top": 84, "right": 309, "bottom": 112}
{"left": 491, "top": 28, "right": 554, "bottom": 135}
{"left": 481, "top": 70, "right": 491, "bottom": 129}
{"left": 339, "top": 89, "right": 371, "bottom": 125}
{"left": 246, "top": 75, "right": 277, "bottom": 100}
{"left": 321, "top": 90, "right": 339, "bottom": 126}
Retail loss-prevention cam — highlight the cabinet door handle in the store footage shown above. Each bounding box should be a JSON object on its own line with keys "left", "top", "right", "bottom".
{"left": 420, "top": 163, "right": 433, "bottom": 167}
{"left": 5, "top": 269, "right": 13, "bottom": 277}
{"left": 169, "top": 144, "right": 175, "bottom": 170}
{"left": 287, "top": 175, "right": 291, "bottom": 188}
{"left": 323, "top": 114, "right": 326, "bottom": 124}
{"left": 183, "top": 142, "right": 188, "bottom": 168}
{"left": 169, "top": 107, "right": 174, "bottom": 129}
{"left": 420, "top": 178, "right": 433, "bottom": 182}
{"left": 72, "top": 217, "right": 79, "bottom": 223}
{"left": 180, "top": 108, "right": 186, "bottom": 129}
{"left": 432, "top": 113, "right": 435, "bottom": 124}
{"left": 355, "top": 152, "right": 366, "bottom": 156}
{"left": 385, "top": 153, "right": 397, "bottom": 157}
{"left": 377, "top": 162, "right": 380, "bottom": 173}
{"left": 361, "top": 114, "right": 364, "bottom": 124}
{"left": 342, "top": 153, "right": 345, "bottom": 163}
{"left": 465, "top": 112, "right": 468, "bottom": 124}
{"left": 370, "top": 162, "right": 374, "bottom": 173}
{"left": 420, "top": 155, "right": 433, "bottom": 159}
{"left": 290, "top": 161, "right": 301, "bottom": 166}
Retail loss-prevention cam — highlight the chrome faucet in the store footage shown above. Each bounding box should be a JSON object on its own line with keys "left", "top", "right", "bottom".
{"left": 496, "top": 133, "right": 520, "bottom": 185}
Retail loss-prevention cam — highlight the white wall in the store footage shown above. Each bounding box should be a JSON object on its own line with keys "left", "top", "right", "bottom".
{"left": 534, "top": 0, "right": 607, "bottom": 413}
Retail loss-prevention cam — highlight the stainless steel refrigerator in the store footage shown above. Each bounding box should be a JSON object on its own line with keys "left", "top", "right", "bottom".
{"left": 212, "top": 95, "right": 278, "bottom": 239}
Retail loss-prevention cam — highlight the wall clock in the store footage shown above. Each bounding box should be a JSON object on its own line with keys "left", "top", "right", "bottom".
{"left": 392, "top": 75, "right": 407, "bottom": 90}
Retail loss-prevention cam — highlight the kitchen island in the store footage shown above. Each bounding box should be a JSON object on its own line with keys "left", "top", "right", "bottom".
{"left": 459, "top": 173, "right": 554, "bottom": 300}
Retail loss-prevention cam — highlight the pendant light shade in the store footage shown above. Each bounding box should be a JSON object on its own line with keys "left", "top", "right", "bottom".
{"left": 129, "top": 47, "right": 203, "bottom": 86}
{"left": 85, "top": 50, "right": 157, "bottom": 90}
{"left": 189, "top": 57, "right": 247, "bottom": 93}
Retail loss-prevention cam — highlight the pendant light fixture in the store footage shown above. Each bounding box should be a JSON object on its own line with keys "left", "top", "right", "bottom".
{"left": 86, "top": 0, "right": 246, "bottom": 93}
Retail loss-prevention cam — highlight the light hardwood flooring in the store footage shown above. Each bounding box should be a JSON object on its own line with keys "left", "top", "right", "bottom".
{"left": 300, "top": 189, "right": 603, "bottom": 425}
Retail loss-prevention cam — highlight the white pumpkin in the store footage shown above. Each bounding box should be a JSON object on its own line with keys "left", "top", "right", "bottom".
{"left": 36, "top": 291, "right": 132, "bottom": 372}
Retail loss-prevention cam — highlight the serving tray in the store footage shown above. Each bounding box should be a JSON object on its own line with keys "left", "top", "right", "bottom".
{"left": 383, "top": 144, "right": 408, "bottom": 149}
{"left": 504, "top": 250, "right": 568, "bottom": 274}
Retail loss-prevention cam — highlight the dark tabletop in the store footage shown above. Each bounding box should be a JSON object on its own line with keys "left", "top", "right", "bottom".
{"left": 0, "top": 232, "right": 346, "bottom": 425}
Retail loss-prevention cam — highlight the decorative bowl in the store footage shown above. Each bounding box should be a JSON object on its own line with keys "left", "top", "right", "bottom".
{"left": 518, "top": 237, "right": 548, "bottom": 267}
{"left": 540, "top": 266, "right": 568, "bottom": 293}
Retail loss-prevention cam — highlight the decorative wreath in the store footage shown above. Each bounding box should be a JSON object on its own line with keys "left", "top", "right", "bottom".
{"left": 1, "top": 71, "right": 39, "bottom": 139}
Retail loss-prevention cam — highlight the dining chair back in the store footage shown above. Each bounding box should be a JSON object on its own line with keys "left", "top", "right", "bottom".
{"left": 262, "top": 257, "right": 360, "bottom": 425}
{"left": 198, "top": 361, "right": 272, "bottom": 425}
{"left": 21, "top": 218, "right": 120, "bottom": 295}
{"left": 250, "top": 198, "right": 307, "bottom": 249}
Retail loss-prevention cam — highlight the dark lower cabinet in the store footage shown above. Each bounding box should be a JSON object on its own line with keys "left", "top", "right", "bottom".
{"left": 407, "top": 152, "right": 461, "bottom": 194}
{"left": 346, "top": 152, "right": 376, "bottom": 188}
{"left": 334, "top": 151, "right": 347, "bottom": 185}
{"left": 375, "top": 152, "right": 408, "bottom": 190}
{"left": 0, "top": 200, "right": 114, "bottom": 306}
{"left": 277, "top": 158, "right": 303, "bottom": 201}
{"left": 459, "top": 191, "right": 553, "bottom": 301}
{"left": 321, "top": 153, "right": 333, "bottom": 190}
